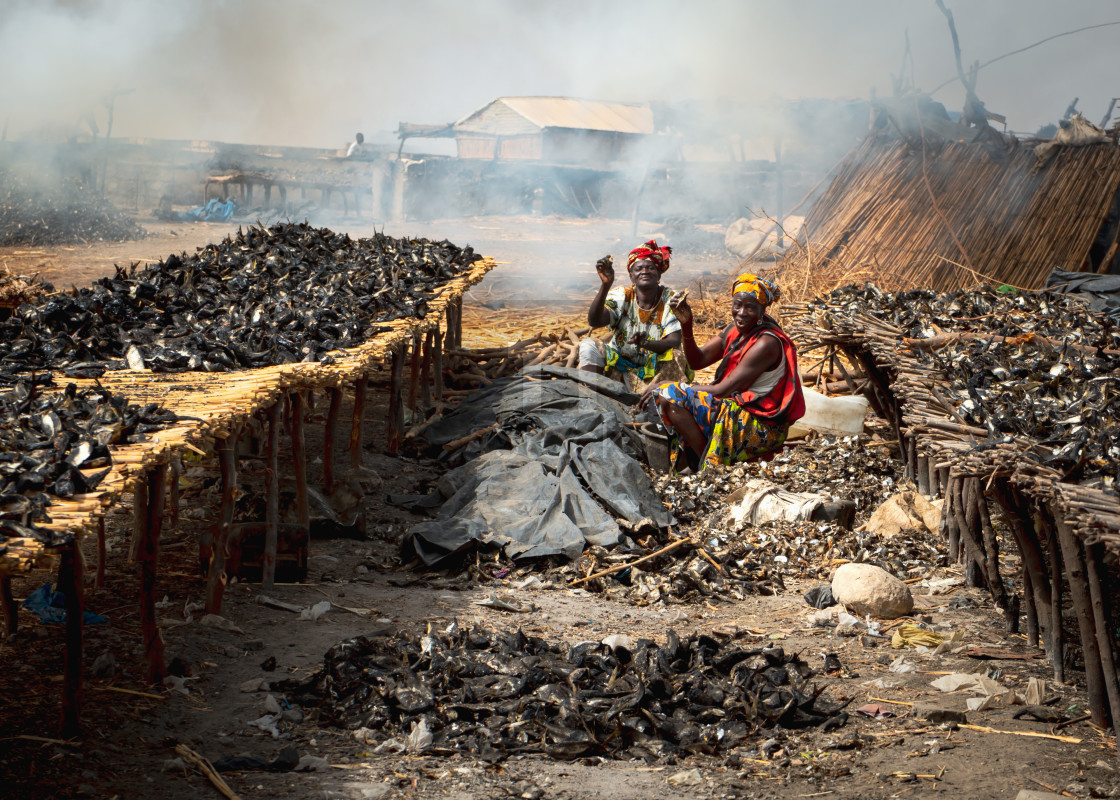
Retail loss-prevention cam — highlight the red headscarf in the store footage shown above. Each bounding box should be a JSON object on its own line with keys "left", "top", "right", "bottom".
{"left": 627, "top": 240, "right": 671, "bottom": 273}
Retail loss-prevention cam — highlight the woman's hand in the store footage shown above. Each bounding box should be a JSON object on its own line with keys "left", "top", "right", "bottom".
{"left": 669, "top": 293, "right": 692, "bottom": 327}
{"left": 627, "top": 330, "right": 647, "bottom": 349}
{"left": 638, "top": 381, "right": 671, "bottom": 411}
{"left": 595, "top": 255, "right": 615, "bottom": 286}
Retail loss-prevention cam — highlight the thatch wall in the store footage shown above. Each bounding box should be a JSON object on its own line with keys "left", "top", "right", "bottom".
{"left": 779, "top": 134, "right": 1120, "bottom": 291}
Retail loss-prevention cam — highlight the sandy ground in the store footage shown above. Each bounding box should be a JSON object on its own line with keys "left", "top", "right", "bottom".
{"left": 0, "top": 213, "right": 1117, "bottom": 800}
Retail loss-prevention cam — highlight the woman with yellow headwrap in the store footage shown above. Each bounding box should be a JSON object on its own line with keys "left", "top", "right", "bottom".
{"left": 639, "top": 272, "right": 805, "bottom": 471}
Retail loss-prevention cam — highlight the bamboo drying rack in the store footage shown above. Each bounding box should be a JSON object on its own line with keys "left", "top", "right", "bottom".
{"left": 0, "top": 256, "right": 494, "bottom": 735}
{"left": 786, "top": 297, "right": 1120, "bottom": 741}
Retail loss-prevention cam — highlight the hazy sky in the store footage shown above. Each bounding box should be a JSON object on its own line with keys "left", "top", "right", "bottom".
{"left": 3, "top": 0, "right": 1119, "bottom": 148}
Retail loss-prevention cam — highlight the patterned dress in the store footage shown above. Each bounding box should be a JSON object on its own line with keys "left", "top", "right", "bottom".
{"left": 603, "top": 285, "right": 683, "bottom": 381}
{"left": 654, "top": 318, "right": 804, "bottom": 471}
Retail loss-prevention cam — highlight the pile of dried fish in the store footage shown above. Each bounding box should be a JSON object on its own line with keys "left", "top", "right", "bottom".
{"left": 0, "top": 222, "right": 481, "bottom": 375}
{"left": 0, "top": 380, "right": 179, "bottom": 552}
{"left": 287, "top": 624, "right": 840, "bottom": 761}
{"left": 0, "top": 171, "right": 145, "bottom": 246}
{"left": 806, "top": 285, "right": 1120, "bottom": 479}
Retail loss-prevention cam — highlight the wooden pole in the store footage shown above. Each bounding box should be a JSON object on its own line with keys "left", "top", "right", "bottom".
{"left": 95, "top": 516, "right": 106, "bottom": 590}
{"left": 408, "top": 331, "right": 422, "bottom": 413}
{"left": 1055, "top": 519, "right": 1107, "bottom": 727}
{"left": 204, "top": 434, "right": 238, "bottom": 616}
{"left": 262, "top": 401, "right": 281, "bottom": 591}
{"left": 322, "top": 387, "right": 342, "bottom": 494}
{"left": 1, "top": 575, "right": 16, "bottom": 637}
{"left": 290, "top": 392, "right": 310, "bottom": 533}
{"left": 387, "top": 347, "right": 405, "bottom": 453}
{"left": 433, "top": 323, "right": 444, "bottom": 408}
{"left": 1022, "top": 567, "right": 1039, "bottom": 648}
{"left": 1041, "top": 510, "right": 1065, "bottom": 683}
{"left": 419, "top": 330, "right": 433, "bottom": 411}
{"left": 59, "top": 540, "right": 84, "bottom": 737}
{"left": 1085, "top": 542, "right": 1120, "bottom": 731}
{"left": 349, "top": 379, "right": 367, "bottom": 471}
{"left": 136, "top": 467, "right": 168, "bottom": 683}
{"left": 169, "top": 454, "right": 181, "bottom": 527}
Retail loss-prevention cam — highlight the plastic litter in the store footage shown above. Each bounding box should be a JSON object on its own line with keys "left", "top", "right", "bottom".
{"left": 666, "top": 768, "right": 703, "bottom": 787}
{"left": 21, "top": 583, "right": 108, "bottom": 625}
{"left": 406, "top": 719, "right": 434, "bottom": 754}
{"left": 298, "top": 600, "right": 331, "bottom": 622}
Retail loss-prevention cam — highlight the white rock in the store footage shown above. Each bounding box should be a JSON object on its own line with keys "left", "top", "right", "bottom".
{"left": 831, "top": 563, "right": 913, "bottom": 619}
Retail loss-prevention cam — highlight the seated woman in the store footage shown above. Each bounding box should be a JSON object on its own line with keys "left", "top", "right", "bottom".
{"left": 578, "top": 240, "right": 690, "bottom": 391}
{"left": 641, "top": 273, "right": 805, "bottom": 471}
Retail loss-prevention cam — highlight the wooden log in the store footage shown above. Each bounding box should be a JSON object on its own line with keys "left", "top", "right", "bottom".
{"left": 973, "top": 479, "right": 1011, "bottom": 622}
{"left": 917, "top": 454, "right": 930, "bottom": 496}
{"left": 993, "top": 482, "right": 1052, "bottom": 650}
{"left": 204, "top": 434, "right": 238, "bottom": 616}
{"left": 387, "top": 347, "right": 405, "bottom": 454}
{"left": 951, "top": 478, "right": 986, "bottom": 589}
{"left": 58, "top": 540, "right": 84, "bottom": 737}
{"left": 1055, "top": 518, "right": 1108, "bottom": 727}
{"left": 1022, "top": 566, "right": 1039, "bottom": 648}
{"left": 95, "top": 516, "right": 106, "bottom": 590}
{"left": 1, "top": 575, "right": 16, "bottom": 637}
{"left": 349, "top": 379, "right": 366, "bottom": 471}
{"left": 289, "top": 393, "right": 310, "bottom": 533}
{"left": 137, "top": 465, "right": 167, "bottom": 683}
{"left": 262, "top": 402, "right": 281, "bottom": 592}
{"left": 322, "top": 387, "right": 342, "bottom": 494}
{"left": 443, "top": 423, "right": 499, "bottom": 452}
{"left": 1085, "top": 542, "right": 1120, "bottom": 731}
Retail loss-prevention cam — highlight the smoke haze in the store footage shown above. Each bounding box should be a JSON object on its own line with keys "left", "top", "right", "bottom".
{"left": 3, "top": 0, "right": 1119, "bottom": 147}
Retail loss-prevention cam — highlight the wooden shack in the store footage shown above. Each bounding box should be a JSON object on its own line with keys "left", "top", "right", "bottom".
{"left": 451, "top": 97, "right": 657, "bottom": 167}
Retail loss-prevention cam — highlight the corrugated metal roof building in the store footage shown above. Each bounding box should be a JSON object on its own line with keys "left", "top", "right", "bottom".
{"left": 452, "top": 97, "right": 657, "bottom": 166}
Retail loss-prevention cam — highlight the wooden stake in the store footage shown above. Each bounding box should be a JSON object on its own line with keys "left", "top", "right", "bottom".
{"left": 136, "top": 466, "right": 168, "bottom": 683}
{"left": 1085, "top": 542, "right": 1120, "bottom": 732}
{"left": 169, "top": 453, "right": 182, "bottom": 527}
{"left": 204, "top": 434, "right": 238, "bottom": 616}
{"left": 387, "top": 347, "right": 405, "bottom": 453}
{"left": 408, "top": 331, "right": 422, "bottom": 412}
{"left": 419, "top": 329, "right": 433, "bottom": 411}
{"left": 1055, "top": 518, "right": 1108, "bottom": 727}
{"left": 1, "top": 575, "right": 16, "bottom": 637}
{"left": 59, "top": 540, "right": 84, "bottom": 737}
{"left": 322, "top": 387, "right": 342, "bottom": 493}
{"left": 433, "top": 324, "right": 444, "bottom": 408}
{"left": 349, "top": 379, "right": 366, "bottom": 471}
{"left": 262, "top": 402, "right": 280, "bottom": 591}
{"left": 95, "top": 516, "right": 106, "bottom": 590}
{"left": 289, "top": 393, "right": 310, "bottom": 534}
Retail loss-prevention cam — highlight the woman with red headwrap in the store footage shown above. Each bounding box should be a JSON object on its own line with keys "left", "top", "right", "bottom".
{"left": 578, "top": 240, "right": 689, "bottom": 390}
{"left": 639, "top": 272, "right": 805, "bottom": 472}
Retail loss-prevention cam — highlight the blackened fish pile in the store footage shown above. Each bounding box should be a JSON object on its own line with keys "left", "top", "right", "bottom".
{"left": 290, "top": 625, "right": 839, "bottom": 761}
{"left": 0, "top": 172, "right": 145, "bottom": 246}
{"left": 0, "top": 380, "right": 179, "bottom": 553}
{"left": 809, "top": 285, "right": 1120, "bottom": 481}
{"left": 1, "top": 222, "right": 481, "bottom": 375}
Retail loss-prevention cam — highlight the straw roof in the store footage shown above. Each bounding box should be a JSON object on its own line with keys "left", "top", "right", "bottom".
{"left": 777, "top": 133, "right": 1120, "bottom": 292}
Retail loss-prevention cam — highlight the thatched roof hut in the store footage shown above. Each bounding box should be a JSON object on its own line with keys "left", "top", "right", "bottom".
{"left": 777, "top": 130, "right": 1120, "bottom": 292}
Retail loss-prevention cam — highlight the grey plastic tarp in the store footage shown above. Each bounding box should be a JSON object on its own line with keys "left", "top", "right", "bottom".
{"left": 401, "top": 367, "right": 672, "bottom": 567}
{"left": 1046, "top": 268, "right": 1120, "bottom": 322}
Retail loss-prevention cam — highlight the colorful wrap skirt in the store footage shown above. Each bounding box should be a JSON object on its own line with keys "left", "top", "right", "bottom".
{"left": 654, "top": 381, "right": 788, "bottom": 470}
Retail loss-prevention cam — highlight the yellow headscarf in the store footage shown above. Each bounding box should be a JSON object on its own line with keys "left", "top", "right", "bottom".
{"left": 731, "top": 273, "right": 780, "bottom": 306}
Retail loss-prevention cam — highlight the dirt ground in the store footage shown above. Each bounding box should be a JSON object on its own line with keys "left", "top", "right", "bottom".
{"left": 0, "top": 214, "right": 1117, "bottom": 800}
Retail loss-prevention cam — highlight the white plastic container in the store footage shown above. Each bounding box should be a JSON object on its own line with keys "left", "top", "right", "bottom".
{"left": 786, "top": 387, "right": 869, "bottom": 439}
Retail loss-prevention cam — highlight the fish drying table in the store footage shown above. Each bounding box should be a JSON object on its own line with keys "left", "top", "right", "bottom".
{"left": 787, "top": 299, "right": 1120, "bottom": 741}
{"left": 0, "top": 256, "right": 493, "bottom": 735}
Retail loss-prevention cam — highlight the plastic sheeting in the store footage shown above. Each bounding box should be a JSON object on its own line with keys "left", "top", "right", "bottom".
{"left": 1046, "top": 268, "right": 1120, "bottom": 322}
{"left": 401, "top": 367, "right": 671, "bottom": 567}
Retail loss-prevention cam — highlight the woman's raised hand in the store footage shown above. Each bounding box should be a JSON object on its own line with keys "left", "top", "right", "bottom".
{"left": 669, "top": 292, "right": 692, "bottom": 326}
{"left": 595, "top": 255, "right": 615, "bottom": 285}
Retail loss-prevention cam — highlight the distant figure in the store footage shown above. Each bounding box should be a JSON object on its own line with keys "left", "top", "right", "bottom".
{"left": 346, "top": 132, "right": 365, "bottom": 158}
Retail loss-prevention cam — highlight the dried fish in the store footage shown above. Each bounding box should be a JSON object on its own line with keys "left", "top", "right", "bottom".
{"left": 282, "top": 624, "right": 841, "bottom": 761}
{"left": 0, "top": 222, "right": 481, "bottom": 377}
